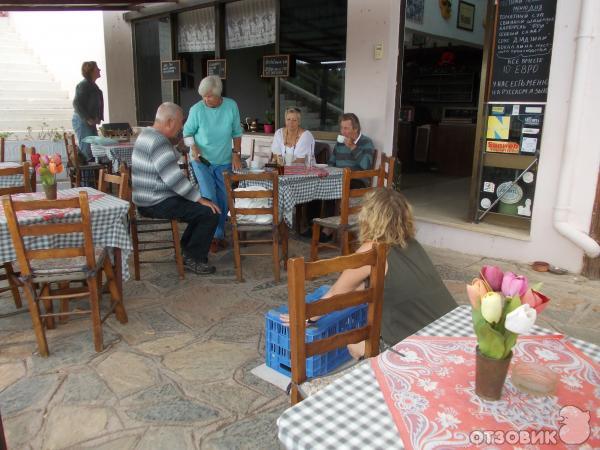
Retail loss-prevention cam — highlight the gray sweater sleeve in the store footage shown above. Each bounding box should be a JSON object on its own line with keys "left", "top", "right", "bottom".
{"left": 152, "top": 141, "right": 201, "bottom": 203}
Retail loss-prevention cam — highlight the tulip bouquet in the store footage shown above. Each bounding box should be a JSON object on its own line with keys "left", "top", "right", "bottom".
{"left": 467, "top": 266, "right": 550, "bottom": 360}
{"left": 31, "top": 152, "right": 64, "bottom": 186}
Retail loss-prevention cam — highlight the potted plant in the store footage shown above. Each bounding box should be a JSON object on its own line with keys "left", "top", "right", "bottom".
{"left": 264, "top": 110, "right": 275, "bottom": 134}
{"left": 31, "top": 152, "right": 64, "bottom": 199}
{"left": 466, "top": 265, "right": 550, "bottom": 400}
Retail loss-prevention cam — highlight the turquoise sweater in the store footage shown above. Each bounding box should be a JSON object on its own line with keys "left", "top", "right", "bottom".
{"left": 183, "top": 97, "right": 243, "bottom": 165}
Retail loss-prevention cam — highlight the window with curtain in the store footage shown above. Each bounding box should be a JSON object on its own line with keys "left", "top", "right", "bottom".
{"left": 177, "top": 7, "right": 215, "bottom": 53}
{"left": 226, "top": 0, "right": 276, "bottom": 50}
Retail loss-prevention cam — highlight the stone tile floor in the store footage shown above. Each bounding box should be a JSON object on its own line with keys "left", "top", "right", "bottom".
{"left": 0, "top": 235, "right": 598, "bottom": 449}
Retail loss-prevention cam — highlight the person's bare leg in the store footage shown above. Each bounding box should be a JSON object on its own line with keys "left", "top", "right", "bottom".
{"left": 348, "top": 341, "right": 365, "bottom": 360}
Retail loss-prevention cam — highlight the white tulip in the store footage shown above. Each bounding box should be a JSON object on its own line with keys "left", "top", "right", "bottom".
{"left": 505, "top": 304, "right": 537, "bottom": 334}
{"left": 480, "top": 291, "right": 504, "bottom": 324}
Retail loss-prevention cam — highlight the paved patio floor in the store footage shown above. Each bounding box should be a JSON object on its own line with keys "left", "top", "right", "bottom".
{"left": 1, "top": 234, "right": 598, "bottom": 449}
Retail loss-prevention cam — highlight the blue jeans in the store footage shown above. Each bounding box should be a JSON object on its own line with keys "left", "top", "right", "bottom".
{"left": 190, "top": 160, "right": 231, "bottom": 240}
{"left": 72, "top": 114, "right": 96, "bottom": 161}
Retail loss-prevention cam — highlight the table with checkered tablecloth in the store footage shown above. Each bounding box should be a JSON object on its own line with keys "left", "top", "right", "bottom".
{"left": 0, "top": 187, "right": 132, "bottom": 280}
{"left": 91, "top": 142, "right": 134, "bottom": 172}
{"left": 238, "top": 167, "right": 344, "bottom": 227}
{"left": 0, "top": 162, "right": 33, "bottom": 189}
{"left": 277, "top": 305, "right": 600, "bottom": 450}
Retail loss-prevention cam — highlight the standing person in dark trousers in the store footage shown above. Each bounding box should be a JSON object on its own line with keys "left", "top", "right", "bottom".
{"left": 132, "top": 102, "right": 220, "bottom": 275}
{"left": 72, "top": 61, "right": 103, "bottom": 163}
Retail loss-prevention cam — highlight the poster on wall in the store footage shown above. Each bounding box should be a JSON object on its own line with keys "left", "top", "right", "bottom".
{"left": 479, "top": 166, "right": 536, "bottom": 217}
{"left": 406, "top": 0, "right": 424, "bottom": 24}
{"left": 489, "top": 0, "right": 557, "bottom": 102}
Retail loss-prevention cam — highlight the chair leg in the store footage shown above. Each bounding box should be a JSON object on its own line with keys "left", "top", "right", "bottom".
{"left": 58, "top": 280, "right": 70, "bottom": 324}
{"left": 272, "top": 227, "right": 280, "bottom": 282}
{"left": 310, "top": 222, "right": 320, "bottom": 261}
{"left": 103, "top": 258, "right": 128, "bottom": 324}
{"left": 130, "top": 219, "right": 141, "bottom": 281}
{"left": 40, "top": 284, "right": 55, "bottom": 330}
{"left": 280, "top": 223, "right": 289, "bottom": 270}
{"left": 291, "top": 385, "right": 303, "bottom": 405}
{"left": 87, "top": 276, "right": 103, "bottom": 352}
{"left": 4, "top": 263, "right": 22, "bottom": 309}
{"left": 232, "top": 227, "right": 243, "bottom": 282}
{"left": 22, "top": 282, "right": 49, "bottom": 357}
{"left": 170, "top": 220, "right": 185, "bottom": 280}
{"left": 341, "top": 230, "right": 351, "bottom": 256}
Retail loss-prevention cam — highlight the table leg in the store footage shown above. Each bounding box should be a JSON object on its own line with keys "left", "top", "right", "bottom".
{"left": 112, "top": 247, "right": 127, "bottom": 323}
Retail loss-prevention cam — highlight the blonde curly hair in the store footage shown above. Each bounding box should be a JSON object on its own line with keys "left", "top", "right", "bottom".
{"left": 358, "top": 188, "right": 415, "bottom": 248}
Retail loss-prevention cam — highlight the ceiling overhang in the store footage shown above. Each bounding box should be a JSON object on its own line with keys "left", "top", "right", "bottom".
{"left": 0, "top": 1, "right": 176, "bottom": 12}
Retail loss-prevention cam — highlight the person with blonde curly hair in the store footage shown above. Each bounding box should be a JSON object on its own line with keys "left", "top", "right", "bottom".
{"left": 281, "top": 188, "right": 457, "bottom": 358}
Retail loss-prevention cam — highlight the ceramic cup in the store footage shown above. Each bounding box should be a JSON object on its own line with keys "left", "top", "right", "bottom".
{"left": 337, "top": 134, "right": 346, "bottom": 144}
{"left": 250, "top": 159, "right": 262, "bottom": 169}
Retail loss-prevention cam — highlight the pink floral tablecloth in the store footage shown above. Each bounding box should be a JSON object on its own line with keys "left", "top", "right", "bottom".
{"left": 371, "top": 335, "right": 599, "bottom": 450}
{"left": 0, "top": 191, "right": 105, "bottom": 221}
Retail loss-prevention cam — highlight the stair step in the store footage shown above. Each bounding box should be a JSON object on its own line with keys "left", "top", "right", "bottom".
{"left": 0, "top": 89, "right": 69, "bottom": 99}
{"left": 1, "top": 98, "right": 72, "bottom": 108}
{"left": 0, "top": 54, "right": 40, "bottom": 64}
{"left": 0, "top": 62, "right": 44, "bottom": 72}
{"left": 0, "top": 119, "right": 73, "bottom": 131}
{"left": 1, "top": 72, "right": 56, "bottom": 82}
{"left": 0, "top": 79, "right": 62, "bottom": 90}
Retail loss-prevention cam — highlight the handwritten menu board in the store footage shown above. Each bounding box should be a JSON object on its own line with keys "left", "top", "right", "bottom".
{"left": 262, "top": 54, "right": 290, "bottom": 77}
{"left": 489, "top": 0, "right": 557, "bottom": 102}
{"left": 161, "top": 60, "right": 181, "bottom": 81}
{"left": 207, "top": 59, "right": 227, "bottom": 79}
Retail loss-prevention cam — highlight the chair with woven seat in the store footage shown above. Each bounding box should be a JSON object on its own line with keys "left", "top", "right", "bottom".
{"left": 64, "top": 133, "right": 105, "bottom": 188}
{"left": 2, "top": 191, "right": 127, "bottom": 357}
{"left": 0, "top": 162, "right": 31, "bottom": 309}
{"left": 288, "top": 242, "right": 387, "bottom": 404}
{"left": 19, "top": 145, "right": 37, "bottom": 191}
{"left": 224, "top": 171, "right": 288, "bottom": 282}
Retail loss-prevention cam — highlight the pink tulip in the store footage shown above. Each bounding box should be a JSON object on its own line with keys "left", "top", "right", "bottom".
{"left": 501, "top": 272, "right": 528, "bottom": 298}
{"left": 521, "top": 289, "right": 550, "bottom": 313}
{"left": 41, "top": 154, "right": 50, "bottom": 165}
{"left": 481, "top": 265, "right": 503, "bottom": 291}
{"left": 466, "top": 278, "right": 488, "bottom": 309}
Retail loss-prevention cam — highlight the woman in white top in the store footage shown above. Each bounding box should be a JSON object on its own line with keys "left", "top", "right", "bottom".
{"left": 271, "top": 107, "right": 315, "bottom": 164}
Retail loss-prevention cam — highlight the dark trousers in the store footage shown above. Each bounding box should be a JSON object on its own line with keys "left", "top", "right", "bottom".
{"left": 138, "top": 196, "right": 219, "bottom": 263}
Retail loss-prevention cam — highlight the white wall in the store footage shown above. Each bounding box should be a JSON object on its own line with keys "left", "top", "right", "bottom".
{"left": 9, "top": 11, "right": 108, "bottom": 120}
{"left": 413, "top": 0, "right": 600, "bottom": 273}
{"left": 102, "top": 11, "right": 136, "bottom": 125}
{"left": 344, "top": 0, "right": 401, "bottom": 156}
{"left": 406, "top": 0, "right": 486, "bottom": 47}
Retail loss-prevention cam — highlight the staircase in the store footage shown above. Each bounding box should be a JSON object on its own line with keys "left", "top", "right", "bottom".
{"left": 0, "top": 16, "right": 73, "bottom": 139}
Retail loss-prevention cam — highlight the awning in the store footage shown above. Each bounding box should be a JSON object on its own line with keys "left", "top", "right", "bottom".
{"left": 0, "top": 1, "right": 174, "bottom": 11}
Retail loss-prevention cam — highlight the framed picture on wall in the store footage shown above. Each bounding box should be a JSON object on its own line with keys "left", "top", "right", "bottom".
{"left": 457, "top": 0, "right": 475, "bottom": 32}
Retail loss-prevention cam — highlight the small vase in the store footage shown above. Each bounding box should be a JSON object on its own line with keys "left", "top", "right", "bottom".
{"left": 263, "top": 124, "right": 274, "bottom": 134}
{"left": 475, "top": 346, "right": 512, "bottom": 401}
{"left": 43, "top": 183, "right": 57, "bottom": 200}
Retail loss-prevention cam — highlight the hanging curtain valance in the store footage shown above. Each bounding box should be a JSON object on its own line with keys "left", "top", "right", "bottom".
{"left": 177, "top": 7, "right": 215, "bottom": 53}
{"left": 226, "top": 0, "right": 276, "bottom": 50}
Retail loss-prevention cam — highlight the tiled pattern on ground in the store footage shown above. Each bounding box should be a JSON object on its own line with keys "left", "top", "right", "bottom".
{"left": 1, "top": 233, "right": 598, "bottom": 449}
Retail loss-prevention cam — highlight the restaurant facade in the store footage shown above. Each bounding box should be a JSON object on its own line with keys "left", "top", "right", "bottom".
{"left": 7, "top": 0, "right": 598, "bottom": 274}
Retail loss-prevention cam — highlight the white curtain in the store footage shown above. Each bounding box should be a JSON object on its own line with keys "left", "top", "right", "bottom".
{"left": 177, "top": 7, "right": 215, "bottom": 53}
{"left": 226, "top": 0, "right": 276, "bottom": 50}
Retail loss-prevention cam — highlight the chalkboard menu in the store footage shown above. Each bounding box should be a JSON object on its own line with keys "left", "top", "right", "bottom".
{"left": 262, "top": 54, "right": 290, "bottom": 77}
{"left": 489, "top": 0, "right": 557, "bottom": 103}
{"left": 161, "top": 60, "right": 181, "bottom": 81}
{"left": 207, "top": 59, "right": 227, "bottom": 79}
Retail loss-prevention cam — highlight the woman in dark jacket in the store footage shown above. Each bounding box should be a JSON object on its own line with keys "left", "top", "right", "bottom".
{"left": 72, "top": 61, "right": 103, "bottom": 162}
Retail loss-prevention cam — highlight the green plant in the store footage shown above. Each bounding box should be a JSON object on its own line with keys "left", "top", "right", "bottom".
{"left": 265, "top": 110, "right": 274, "bottom": 124}
{"left": 24, "top": 122, "right": 66, "bottom": 142}
{"left": 0, "top": 131, "right": 13, "bottom": 139}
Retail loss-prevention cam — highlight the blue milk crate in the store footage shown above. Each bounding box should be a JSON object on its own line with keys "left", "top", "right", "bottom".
{"left": 265, "top": 292, "right": 368, "bottom": 378}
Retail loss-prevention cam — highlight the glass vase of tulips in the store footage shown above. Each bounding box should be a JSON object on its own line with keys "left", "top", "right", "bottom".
{"left": 466, "top": 265, "right": 550, "bottom": 400}
{"left": 31, "top": 153, "right": 64, "bottom": 200}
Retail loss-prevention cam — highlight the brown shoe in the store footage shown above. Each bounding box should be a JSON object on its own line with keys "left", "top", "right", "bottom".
{"left": 216, "top": 239, "right": 228, "bottom": 250}
{"left": 209, "top": 239, "right": 219, "bottom": 254}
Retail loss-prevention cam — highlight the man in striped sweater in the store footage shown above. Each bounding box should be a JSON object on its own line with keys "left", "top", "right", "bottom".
{"left": 132, "top": 102, "right": 220, "bottom": 275}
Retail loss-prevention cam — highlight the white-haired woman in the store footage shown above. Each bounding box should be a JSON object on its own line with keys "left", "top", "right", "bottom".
{"left": 183, "top": 75, "right": 243, "bottom": 252}
{"left": 270, "top": 107, "right": 314, "bottom": 164}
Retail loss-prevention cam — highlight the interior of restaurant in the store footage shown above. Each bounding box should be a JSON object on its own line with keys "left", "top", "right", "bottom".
{"left": 397, "top": 5, "right": 486, "bottom": 227}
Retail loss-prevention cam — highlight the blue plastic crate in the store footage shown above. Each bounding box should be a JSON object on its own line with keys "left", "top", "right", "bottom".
{"left": 265, "top": 290, "right": 367, "bottom": 378}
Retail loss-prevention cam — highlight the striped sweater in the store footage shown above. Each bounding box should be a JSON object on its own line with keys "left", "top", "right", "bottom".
{"left": 132, "top": 127, "right": 201, "bottom": 207}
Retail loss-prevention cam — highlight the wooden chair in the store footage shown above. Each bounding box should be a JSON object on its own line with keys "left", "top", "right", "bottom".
{"left": 0, "top": 137, "right": 5, "bottom": 162}
{"left": 0, "top": 163, "right": 33, "bottom": 309}
{"left": 64, "top": 133, "right": 104, "bottom": 188}
{"left": 98, "top": 166, "right": 129, "bottom": 200}
{"left": 2, "top": 191, "right": 127, "bottom": 357}
{"left": 288, "top": 242, "right": 387, "bottom": 404}
{"left": 19, "top": 145, "right": 37, "bottom": 191}
{"left": 124, "top": 186, "right": 185, "bottom": 282}
{"left": 224, "top": 171, "right": 288, "bottom": 282}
